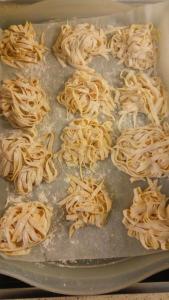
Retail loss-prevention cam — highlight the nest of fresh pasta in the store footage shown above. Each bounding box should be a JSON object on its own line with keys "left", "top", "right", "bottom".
{"left": 109, "top": 23, "right": 158, "bottom": 70}
{"left": 53, "top": 23, "right": 108, "bottom": 69}
{"left": 0, "top": 22, "right": 46, "bottom": 68}
{"left": 0, "top": 201, "right": 52, "bottom": 255}
{"left": 123, "top": 179, "right": 169, "bottom": 250}
{"left": 57, "top": 69, "right": 115, "bottom": 118}
{"left": 58, "top": 118, "right": 113, "bottom": 172}
{"left": 59, "top": 176, "right": 112, "bottom": 237}
{"left": 0, "top": 130, "right": 57, "bottom": 195}
{"left": 111, "top": 123, "right": 169, "bottom": 180}
{"left": 115, "top": 69, "right": 169, "bottom": 129}
{"left": 0, "top": 74, "right": 50, "bottom": 128}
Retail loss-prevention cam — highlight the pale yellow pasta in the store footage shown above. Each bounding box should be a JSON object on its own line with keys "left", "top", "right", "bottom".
{"left": 111, "top": 123, "right": 169, "bottom": 180}
{"left": 116, "top": 69, "right": 169, "bottom": 128}
{"left": 0, "top": 130, "right": 57, "bottom": 195}
{"left": 0, "top": 22, "right": 46, "bottom": 68}
{"left": 0, "top": 74, "right": 50, "bottom": 128}
{"left": 59, "top": 176, "right": 112, "bottom": 237}
{"left": 53, "top": 23, "right": 108, "bottom": 69}
{"left": 57, "top": 69, "right": 115, "bottom": 118}
{"left": 109, "top": 24, "right": 157, "bottom": 70}
{"left": 123, "top": 179, "right": 169, "bottom": 250}
{"left": 0, "top": 201, "right": 52, "bottom": 256}
{"left": 57, "top": 118, "right": 113, "bottom": 171}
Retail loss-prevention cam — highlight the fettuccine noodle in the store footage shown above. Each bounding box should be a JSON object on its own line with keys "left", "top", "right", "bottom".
{"left": 0, "top": 201, "right": 52, "bottom": 256}
{"left": 123, "top": 179, "right": 169, "bottom": 250}
{"left": 59, "top": 176, "right": 112, "bottom": 237}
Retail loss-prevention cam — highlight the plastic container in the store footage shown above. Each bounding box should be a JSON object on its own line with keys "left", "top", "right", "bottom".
{"left": 0, "top": 0, "right": 169, "bottom": 294}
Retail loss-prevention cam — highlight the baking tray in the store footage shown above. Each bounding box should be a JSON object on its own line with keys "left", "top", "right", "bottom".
{"left": 0, "top": 0, "right": 169, "bottom": 294}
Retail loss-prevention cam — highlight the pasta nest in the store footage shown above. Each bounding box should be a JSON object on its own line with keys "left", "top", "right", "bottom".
{"left": 57, "top": 69, "right": 115, "bottom": 118}
{"left": 0, "top": 74, "right": 50, "bottom": 128}
{"left": 0, "top": 130, "right": 57, "bottom": 194}
{"left": 59, "top": 176, "right": 112, "bottom": 237}
{"left": 58, "top": 118, "right": 113, "bottom": 170}
{"left": 0, "top": 22, "right": 46, "bottom": 68}
{"left": 111, "top": 123, "right": 169, "bottom": 180}
{"left": 115, "top": 69, "right": 169, "bottom": 128}
{"left": 109, "top": 24, "right": 157, "bottom": 70}
{"left": 53, "top": 23, "right": 108, "bottom": 69}
{"left": 0, "top": 201, "right": 52, "bottom": 256}
{"left": 123, "top": 180, "right": 169, "bottom": 250}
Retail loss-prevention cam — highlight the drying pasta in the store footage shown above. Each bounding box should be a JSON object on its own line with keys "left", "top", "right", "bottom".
{"left": 123, "top": 179, "right": 169, "bottom": 250}
{"left": 0, "top": 74, "right": 50, "bottom": 128}
{"left": 58, "top": 118, "right": 113, "bottom": 171}
{"left": 59, "top": 176, "right": 112, "bottom": 237}
{"left": 0, "top": 22, "right": 46, "bottom": 68}
{"left": 53, "top": 23, "right": 108, "bottom": 69}
{"left": 111, "top": 123, "right": 169, "bottom": 180}
{"left": 116, "top": 69, "right": 169, "bottom": 128}
{"left": 57, "top": 69, "right": 115, "bottom": 118}
{"left": 109, "top": 24, "right": 157, "bottom": 70}
{"left": 0, "top": 201, "right": 52, "bottom": 256}
{"left": 0, "top": 130, "right": 57, "bottom": 194}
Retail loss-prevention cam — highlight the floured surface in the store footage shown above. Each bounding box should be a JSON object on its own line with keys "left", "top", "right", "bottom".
{"left": 0, "top": 1, "right": 169, "bottom": 262}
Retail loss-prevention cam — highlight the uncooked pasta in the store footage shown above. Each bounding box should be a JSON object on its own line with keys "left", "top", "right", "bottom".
{"left": 0, "top": 22, "right": 46, "bottom": 68}
{"left": 0, "top": 130, "right": 57, "bottom": 194}
{"left": 57, "top": 69, "right": 115, "bottom": 118}
{"left": 111, "top": 123, "right": 169, "bottom": 180}
{"left": 123, "top": 179, "right": 169, "bottom": 250}
{"left": 109, "top": 24, "right": 157, "bottom": 70}
{"left": 59, "top": 176, "right": 112, "bottom": 237}
{"left": 116, "top": 69, "right": 169, "bottom": 128}
{"left": 0, "top": 74, "right": 50, "bottom": 128}
{"left": 53, "top": 23, "right": 108, "bottom": 69}
{"left": 57, "top": 118, "right": 113, "bottom": 171}
{"left": 0, "top": 201, "right": 52, "bottom": 255}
